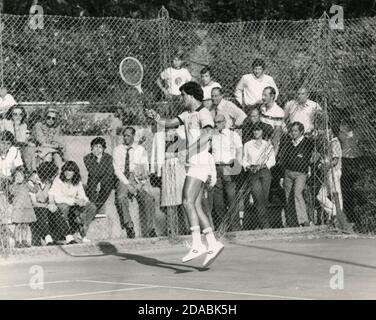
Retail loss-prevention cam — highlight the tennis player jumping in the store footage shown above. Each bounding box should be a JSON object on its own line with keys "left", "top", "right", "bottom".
{"left": 146, "top": 81, "right": 224, "bottom": 267}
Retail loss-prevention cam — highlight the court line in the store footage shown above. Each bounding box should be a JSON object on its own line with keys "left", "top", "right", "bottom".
{"left": 26, "top": 286, "right": 157, "bottom": 300}
{"left": 0, "top": 280, "right": 74, "bottom": 289}
{"left": 77, "top": 279, "right": 313, "bottom": 300}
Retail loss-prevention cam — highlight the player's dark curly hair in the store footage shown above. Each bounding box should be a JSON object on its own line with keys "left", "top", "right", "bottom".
{"left": 179, "top": 81, "right": 204, "bottom": 102}
{"left": 60, "top": 161, "right": 81, "bottom": 185}
{"left": 90, "top": 137, "right": 106, "bottom": 150}
{"left": 252, "top": 58, "right": 266, "bottom": 70}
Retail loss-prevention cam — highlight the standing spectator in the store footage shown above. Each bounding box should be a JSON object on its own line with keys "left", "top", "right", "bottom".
{"left": 84, "top": 137, "right": 115, "bottom": 216}
{"left": 234, "top": 59, "right": 279, "bottom": 110}
{"left": 25, "top": 107, "right": 65, "bottom": 172}
{"left": 0, "top": 131, "right": 23, "bottom": 178}
{"left": 210, "top": 113, "right": 242, "bottom": 230}
{"left": 0, "top": 87, "right": 17, "bottom": 116}
{"left": 241, "top": 107, "right": 273, "bottom": 145}
{"left": 211, "top": 87, "right": 247, "bottom": 129}
{"left": 260, "top": 87, "right": 284, "bottom": 156}
{"left": 338, "top": 118, "right": 363, "bottom": 224}
{"left": 113, "top": 127, "right": 156, "bottom": 238}
{"left": 243, "top": 123, "right": 276, "bottom": 229}
{"left": 200, "top": 67, "right": 221, "bottom": 109}
{"left": 156, "top": 52, "right": 192, "bottom": 115}
{"left": 316, "top": 127, "right": 343, "bottom": 222}
{"left": 279, "top": 122, "right": 314, "bottom": 227}
{"left": 48, "top": 161, "right": 97, "bottom": 244}
{"left": 9, "top": 166, "right": 36, "bottom": 248}
{"left": 29, "top": 162, "right": 60, "bottom": 246}
{"left": 284, "top": 87, "right": 322, "bottom": 135}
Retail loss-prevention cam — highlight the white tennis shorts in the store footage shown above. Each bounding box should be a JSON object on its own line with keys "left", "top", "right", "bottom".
{"left": 186, "top": 164, "right": 210, "bottom": 183}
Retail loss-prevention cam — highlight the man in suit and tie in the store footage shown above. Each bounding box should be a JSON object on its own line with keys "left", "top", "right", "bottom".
{"left": 113, "top": 127, "right": 156, "bottom": 238}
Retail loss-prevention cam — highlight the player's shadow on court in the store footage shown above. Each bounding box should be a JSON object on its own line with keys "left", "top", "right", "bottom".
{"left": 97, "top": 242, "right": 209, "bottom": 274}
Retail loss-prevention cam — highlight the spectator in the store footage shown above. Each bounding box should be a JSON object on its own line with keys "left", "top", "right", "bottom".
{"left": 0, "top": 87, "right": 17, "bottom": 116}
{"left": 200, "top": 66, "right": 221, "bottom": 109}
{"left": 260, "top": 87, "right": 284, "bottom": 156}
{"left": 0, "top": 131, "right": 23, "bottom": 178}
{"left": 284, "top": 87, "right": 322, "bottom": 135}
{"left": 338, "top": 118, "right": 363, "bottom": 224}
{"left": 29, "top": 162, "right": 60, "bottom": 246}
{"left": 1, "top": 105, "right": 29, "bottom": 145}
{"left": 113, "top": 126, "right": 156, "bottom": 238}
{"left": 211, "top": 87, "right": 247, "bottom": 129}
{"left": 241, "top": 107, "right": 273, "bottom": 145}
{"left": 279, "top": 122, "right": 314, "bottom": 227}
{"left": 210, "top": 113, "right": 242, "bottom": 230}
{"left": 26, "top": 107, "right": 65, "bottom": 172}
{"left": 9, "top": 166, "right": 36, "bottom": 248}
{"left": 84, "top": 137, "right": 116, "bottom": 216}
{"left": 48, "top": 161, "right": 97, "bottom": 244}
{"left": 243, "top": 123, "right": 276, "bottom": 229}
{"left": 316, "top": 126, "right": 343, "bottom": 222}
{"left": 234, "top": 58, "right": 279, "bottom": 109}
{"left": 156, "top": 51, "right": 192, "bottom": 115}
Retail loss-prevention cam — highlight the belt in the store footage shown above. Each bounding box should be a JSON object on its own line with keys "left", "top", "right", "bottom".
{"left": 215, "top": 162, "right": 234, "bottom": 166}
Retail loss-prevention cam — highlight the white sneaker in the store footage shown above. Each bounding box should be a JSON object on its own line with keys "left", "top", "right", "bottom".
{"left": 45, "top": 235, "right": 53, "bottom": 245}
{"left": 65, "top": 235, "right": 75, "bottom": 244}
{"left": 82, "top": 237, "right": 91, "bottom": 244}
{"left": 203, "top": 241, "right": 224, "bottom": 267}
{"left": 182, "top": 244, "right": 207, "bottom": 263}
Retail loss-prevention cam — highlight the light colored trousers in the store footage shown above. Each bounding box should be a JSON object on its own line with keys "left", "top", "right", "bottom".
{"left": 317, "top": 170, "right": 343, "bottom": 217}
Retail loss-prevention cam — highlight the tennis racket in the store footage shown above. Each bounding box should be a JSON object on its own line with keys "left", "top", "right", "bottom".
{"left": 119, "top": 56, "right": 144, "bottom": 94}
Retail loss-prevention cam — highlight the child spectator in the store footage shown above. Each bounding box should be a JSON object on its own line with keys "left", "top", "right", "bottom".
{"left": 48, "top": 161, "right": 97, "bottom": 244}
{"left": 9, "top": 166, "right": 36, "bottom": 248}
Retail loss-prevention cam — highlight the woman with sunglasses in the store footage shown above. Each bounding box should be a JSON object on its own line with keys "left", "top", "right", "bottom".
{"left": 29, "top": 107, "right": 65, "bottom": 171}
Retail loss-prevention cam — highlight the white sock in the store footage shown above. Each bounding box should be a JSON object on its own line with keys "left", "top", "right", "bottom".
{"left": 190, "top": 226, "right": 203, "bottom": 248}
{"left": 203, "top": 227, "right": 217, "bottom": 247}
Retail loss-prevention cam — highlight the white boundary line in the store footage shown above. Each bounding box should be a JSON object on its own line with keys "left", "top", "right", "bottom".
{"left": 77, "top": 279, "right": 313, "bottom": 300}
{"left": 0, "top": 280, "right": 74, "bottom": 289}
{"left": 26, "top": 286, "right": 156, "bottom": 300}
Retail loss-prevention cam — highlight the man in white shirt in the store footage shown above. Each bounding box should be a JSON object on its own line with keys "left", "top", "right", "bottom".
{"left": 0, "top": 87, "right": 16, "bottom": 116}
{"left": 113, "top": 126, "right": 156, "bottom": 239}
{"left": 260, "top": 86, "right": 284, "bottom": 156}
{"left": 211, "top": 87, "right": 247, "bottom": 129}
{"left": 200, "top": 66, "right": 221, "bottom": 109}
{"left": 284, "top": 87, "right": 322, "bottom": 135}
{"left": 145, "top": 81, "right": 224, "bottom": 267}
{"left": 210, "top": 113, "right": 242, "bottom": 231}
{"left": 234, "top": 59, "right": 279, "bottom": 109}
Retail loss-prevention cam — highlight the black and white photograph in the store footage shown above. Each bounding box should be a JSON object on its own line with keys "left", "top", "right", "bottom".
{"left": 0, "top": 0, "right": 375, "bottom": 307}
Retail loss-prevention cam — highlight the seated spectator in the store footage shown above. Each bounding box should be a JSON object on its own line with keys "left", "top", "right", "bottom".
{"left": 284, "top": 87, "right": 322, "bottom": 135}
{"left": 1, "top": 105, "right": 29, "bottom": 146}
{"left": 9, "top": 166, "right": 36, "bottom": 248}
{"left": 84, "top": 137, "right": 116, "bottom": 216}
{"left": 200, "top": 66, "right": 221, "bottom": 110}
{"left": 48, "top": 161, "right": 97, "bottom": 244}
{"left": 29, "top": 162, "right": 60, "bottom": 246}
{"left": 279, "top": 122, "right": 314, "bottom": 227}
{"left": 316, "top": 126, "right": 343, "bottom": 223}
{"left": 0, "top": 131, "right": 23, "bottom": 179}
{"left": 0, "top": 87, "right": 17, "bottom": 116}
{"left": 26, "top": 107, "right": 65, "bottom": 172}
{"left": 210, "top": 87, "right": 247, "bottom": 129}
{"left": 113, "top": 127, "right": 156, "bottom": 238}
{"left": 260, "top": 86, "right": 284, "bottom": 156}
{"left": 243, "top": 123, "right": 276, "bottom": 229}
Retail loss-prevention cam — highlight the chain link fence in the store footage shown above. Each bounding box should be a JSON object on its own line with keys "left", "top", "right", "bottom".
{"left": 0, "top": 9, "right": 376, "bottom": 257}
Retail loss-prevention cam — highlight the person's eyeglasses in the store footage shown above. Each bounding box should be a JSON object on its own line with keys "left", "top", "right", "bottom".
{"left": 12, "top": 112, "right": 22, "bottom": 116}
{"left": 47, "top": 116, "right": 56, "bottom": 120}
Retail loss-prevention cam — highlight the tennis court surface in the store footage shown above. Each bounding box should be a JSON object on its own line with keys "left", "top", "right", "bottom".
{"left": 1, "top": 237, "right": 376, "bottom": 300}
